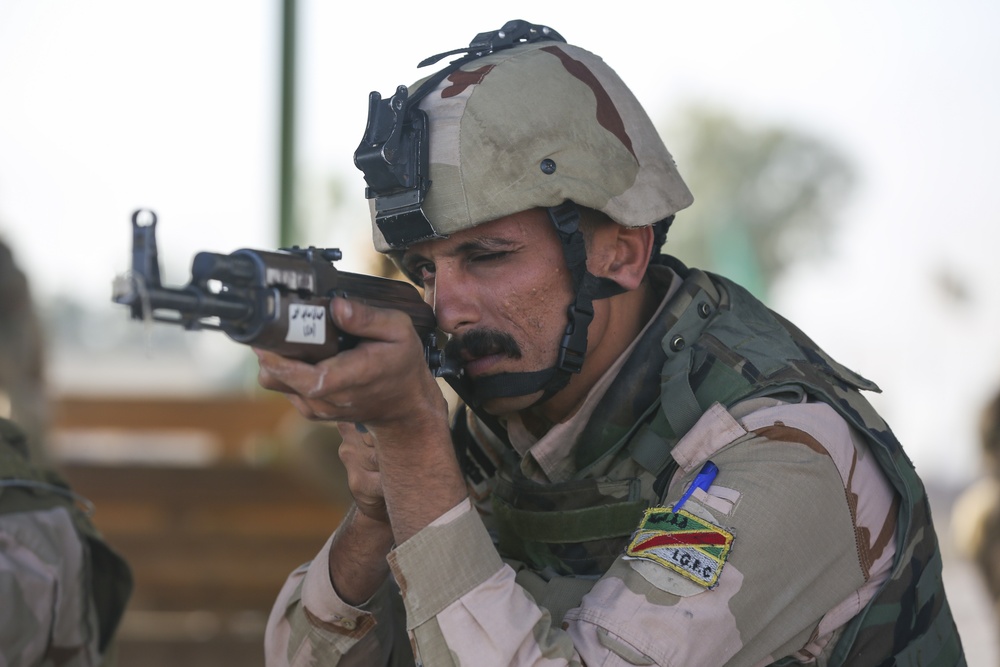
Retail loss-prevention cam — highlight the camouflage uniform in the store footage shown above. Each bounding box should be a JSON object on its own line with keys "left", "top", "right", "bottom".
{"left": 265, "top": 263, "right": 964, "bottom": 666}
{"left": 0, "top": 418, "right": 132, "bottom": 666}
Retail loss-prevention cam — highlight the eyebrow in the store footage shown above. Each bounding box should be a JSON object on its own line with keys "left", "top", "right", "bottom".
{"left": 402, "top": 235, "right": 519, "bottom": 268}
{"left": 453, "top": 236, "right": 519, "bottom": 253}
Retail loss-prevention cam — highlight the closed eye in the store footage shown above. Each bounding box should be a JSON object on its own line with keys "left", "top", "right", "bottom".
{"left": 470, "top": 251, "right": 508, "bottom": 263}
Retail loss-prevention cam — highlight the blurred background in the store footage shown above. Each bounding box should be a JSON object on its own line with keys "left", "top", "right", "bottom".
{"left": 1, "top": 0, "right": 998, "bottom": 664}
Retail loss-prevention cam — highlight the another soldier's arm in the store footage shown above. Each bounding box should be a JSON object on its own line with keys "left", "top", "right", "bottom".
{"left": 0, "top": 508, "right": 104, "bottom": 666}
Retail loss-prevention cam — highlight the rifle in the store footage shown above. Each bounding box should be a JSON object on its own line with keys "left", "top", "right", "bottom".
{"left": 112, "top": 209, "right": 458, "bottom": 375}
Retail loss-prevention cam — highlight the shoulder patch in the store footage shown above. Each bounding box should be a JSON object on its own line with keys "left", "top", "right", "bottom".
{"left": 624, "top": 507, "right": 734, "bottom": 588}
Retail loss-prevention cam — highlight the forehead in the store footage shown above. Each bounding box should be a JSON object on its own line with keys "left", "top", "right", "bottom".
{"left": 404, "top": 208, "right": 557, "bottom": 259}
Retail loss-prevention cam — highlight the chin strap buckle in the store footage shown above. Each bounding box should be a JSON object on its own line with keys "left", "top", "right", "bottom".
{"left": 558, "top": 301, "right": 593, "bottom": 374}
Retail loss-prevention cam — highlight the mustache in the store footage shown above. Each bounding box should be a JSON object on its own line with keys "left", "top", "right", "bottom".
{"left": 444, "top": 329, "right": 522, "bottom": 361}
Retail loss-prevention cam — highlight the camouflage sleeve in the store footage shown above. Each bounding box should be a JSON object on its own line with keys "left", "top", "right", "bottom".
{"left": 0, "top": 506, "right": 103, "bottom": 666}
{"left": 386, "top": 499, "right": 586, "bottom": 666}
{"left": 264, "top": 532, "right": 410, "bottom": 667}
{"left": 387, "top": 400, "right": 897, "bottom": 666}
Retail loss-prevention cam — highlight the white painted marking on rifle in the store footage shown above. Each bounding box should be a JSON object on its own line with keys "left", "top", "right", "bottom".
{"left": 285, "top": 304, "right": 326, "bottom": 345}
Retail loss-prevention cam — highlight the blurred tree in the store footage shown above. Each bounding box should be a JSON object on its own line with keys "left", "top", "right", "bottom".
{"left": 663, "top": 105, "right": 856, "bottom": 300}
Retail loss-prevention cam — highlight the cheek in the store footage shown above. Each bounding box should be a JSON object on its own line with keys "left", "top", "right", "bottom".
{"left": 504, "top": 296, "right": 547, "bottom": 336}
{"left": 494, "top": 269, "right": 571, "bottom": 347}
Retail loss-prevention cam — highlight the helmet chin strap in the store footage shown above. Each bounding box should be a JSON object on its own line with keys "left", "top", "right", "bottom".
{"left": 445, "top": 202, "right": 626, "bottom": 410}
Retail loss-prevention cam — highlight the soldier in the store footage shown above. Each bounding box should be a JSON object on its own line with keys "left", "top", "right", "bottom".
{"left": 256, "top": 21, "right": 965, "bottom": 666}
{"left": 0, "top": 241, "right": 132, "bottom": 665}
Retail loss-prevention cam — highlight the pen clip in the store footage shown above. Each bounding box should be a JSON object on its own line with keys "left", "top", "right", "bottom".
{"left": 672, "top": 460, "right": 719, "bottom": 513}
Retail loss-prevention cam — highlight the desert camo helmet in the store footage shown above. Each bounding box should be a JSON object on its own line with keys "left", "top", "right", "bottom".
{"left": 361, "top": 24, "right": 694, "bottom": 253}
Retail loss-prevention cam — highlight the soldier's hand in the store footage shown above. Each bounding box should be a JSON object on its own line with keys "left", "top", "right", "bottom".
{"left": 336, "top": 421, "right": 388, "bottom": 523}
{"left": 254, "top": 297, "right": 448, "bottom": 433}
{"left": 256, "top": 297, "right": 463, "bottom": 545}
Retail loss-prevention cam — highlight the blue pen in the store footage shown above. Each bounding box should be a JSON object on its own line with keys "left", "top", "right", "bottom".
{"left": 672, "top": 461, "right": 719, "bottom": 513}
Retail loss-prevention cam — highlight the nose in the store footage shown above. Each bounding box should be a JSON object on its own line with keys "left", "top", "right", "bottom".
{"left": 429, "top": 263, "right": 479, "bottom": 334}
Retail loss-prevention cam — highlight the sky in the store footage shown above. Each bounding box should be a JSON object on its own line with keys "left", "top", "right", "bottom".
{"left": 1, "top": 0, "right": 999, "bottom": 482}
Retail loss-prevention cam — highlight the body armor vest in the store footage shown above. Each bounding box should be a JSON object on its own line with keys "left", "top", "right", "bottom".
{"left": 455, "top": 261, "right": 964, "bottom": 666}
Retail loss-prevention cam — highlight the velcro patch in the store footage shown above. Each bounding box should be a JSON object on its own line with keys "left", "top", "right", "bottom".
{"left": 624, "top": 507, "right": 734, "bottom": 588}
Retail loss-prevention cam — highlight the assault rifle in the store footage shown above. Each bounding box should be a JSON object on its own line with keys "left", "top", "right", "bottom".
{"left": 112, "top": 209, "right": 457, "bottom": 375}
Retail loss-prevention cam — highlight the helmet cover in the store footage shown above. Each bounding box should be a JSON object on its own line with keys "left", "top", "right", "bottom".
{"left": 370, "top": 39, "right": 693, "bottom": 252}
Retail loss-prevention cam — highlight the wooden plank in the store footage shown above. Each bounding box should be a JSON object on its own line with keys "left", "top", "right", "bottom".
{"left": 61, "top": 464, "right": 346, "bottom": 504}
{"left": 52, "top": 395, "right": 303, "bottom": 463}
{"left": 60, "top": 464, "right": 348, "bottom": 613}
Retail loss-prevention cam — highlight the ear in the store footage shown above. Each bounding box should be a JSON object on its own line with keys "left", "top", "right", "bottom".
{"left": 589, "top": 224, "right": 653, "bottom": 291}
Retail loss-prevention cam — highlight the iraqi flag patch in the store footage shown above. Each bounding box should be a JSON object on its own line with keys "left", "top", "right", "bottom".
{"left": 624, "top": 507, "right": 734, "bottom": 588}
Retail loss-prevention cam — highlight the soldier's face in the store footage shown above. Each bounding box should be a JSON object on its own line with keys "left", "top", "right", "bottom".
{"left": 401, "top": 209, "right": 574, "bottom": 413}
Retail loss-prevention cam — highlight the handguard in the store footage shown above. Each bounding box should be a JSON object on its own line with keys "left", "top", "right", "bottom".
{"left": 111, "top": 209, "right": 458, "bottom": 375}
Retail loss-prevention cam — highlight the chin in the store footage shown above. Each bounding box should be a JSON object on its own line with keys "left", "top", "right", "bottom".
{"left": 478, "top": 391, "right": 545, "bottom": 418}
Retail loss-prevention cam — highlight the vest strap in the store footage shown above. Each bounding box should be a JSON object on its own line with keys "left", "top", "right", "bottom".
{"left": 492, "top": 494, "right": 648, "bottom": 543}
